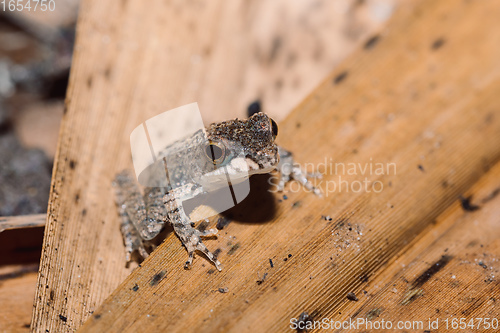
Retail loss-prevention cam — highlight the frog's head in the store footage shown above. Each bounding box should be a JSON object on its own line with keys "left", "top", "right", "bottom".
{"left": 202, "top": 112, "right": 279, "bottom": 185}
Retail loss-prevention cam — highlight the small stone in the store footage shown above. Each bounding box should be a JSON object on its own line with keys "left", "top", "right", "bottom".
{"left": 346, "top": 292, "right": 358, "bottom": 301}
{"left": 218, "top": 287, "right": 229, "bottom": 293}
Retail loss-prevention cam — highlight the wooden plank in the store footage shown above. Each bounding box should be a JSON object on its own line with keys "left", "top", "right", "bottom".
{"left": 0, "top": 214, "right": 45, "bottom": 233}
{"left": 0, "top": 219, "right": 43, "bottom": 332}
{"left": 74, "top": 0, "right": 500, "bottom": 332}
{"left": 0, "top": 265, "right": 39, "bottom": 333}
{"left": 336, "top": 161, "right": 500, "bottom": 332}
{"left": 30, "top": 0, "right": 394, "bottom": 332}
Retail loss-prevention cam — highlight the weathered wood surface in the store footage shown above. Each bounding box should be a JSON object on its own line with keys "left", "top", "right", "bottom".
{"left": 0, "top": 265, "right": 38, "bottom": 333}
{"left": 67, "top": 0, "right": 500, "bottom": 332}
{"left": 0, "top": 224, "right": 43, "bottom": 333}
{"left": 338, "top": 161, "right": 500, "bottom": 332}
{"left": 29, "top": 0, "right": 393, "bottom": 332}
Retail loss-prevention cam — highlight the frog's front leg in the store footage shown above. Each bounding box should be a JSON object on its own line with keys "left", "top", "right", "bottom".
{"left": 276, "top": 146, "right": 322, "bottom": 196}
{"left": 164, "top": 191, "right": 222, "bottom": 271}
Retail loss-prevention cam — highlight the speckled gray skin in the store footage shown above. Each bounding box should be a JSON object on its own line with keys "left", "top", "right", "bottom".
{"left": 113, "top": 112, "right": 319, "bottom": 271}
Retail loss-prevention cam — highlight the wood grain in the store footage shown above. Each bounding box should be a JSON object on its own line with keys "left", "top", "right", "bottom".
{"left": 0, "top": 265, "right": 39, "bottom": 333}
{"left": 30, "top": 0, "right": 393, "bottom": 332}
{"left": 0, "top": 216, "right": 43, "bottom": 332}
{"left": 70, "top": 0, "right": 500, "bottom": 332}
{"left": 337, "top": 161, "right": 500, "bottom": 332}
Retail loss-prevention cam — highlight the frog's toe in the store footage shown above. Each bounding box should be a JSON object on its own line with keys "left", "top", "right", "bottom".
{"left": 290, "top": 165, "right": 322, "bottom": 196}
{"left": 199, "top": 228, "right": 218, "bottom": 237}
{"left": 276, "top": 164, "right": 322, "bottom": 196}
{"left": 195, "top": 241, "right": 222, "bottom": 271}
{"left": 276, "top": 173, "right": 290, "bottom": 192}
{"left": 137, "top": 245, "right": 149, "bottom": 260}
{"left": 277, "top": 146, "right": 322, "bottom": 196}
{"left": 177, "top": 227, "right": 222, "bottom": 271}
{"left": 182, "top": 241, "right": 221, "bottom": 271}
{"left": 124, "top": 239, "right": 149, "bottom": 263}
{"left": 184, "top": 252, "right": 194, "bottom": 270}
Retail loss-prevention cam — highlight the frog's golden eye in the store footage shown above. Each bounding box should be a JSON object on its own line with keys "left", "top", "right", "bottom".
{"left": 270, "top": 118, "right": 278, "bottom": 138}
{"left": 204, "top": 142, "right": 225, "bottom": 164}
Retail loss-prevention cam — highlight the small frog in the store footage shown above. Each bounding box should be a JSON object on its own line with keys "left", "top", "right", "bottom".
{"left": 113, "top": 112, "right": 319, "bottom": 271}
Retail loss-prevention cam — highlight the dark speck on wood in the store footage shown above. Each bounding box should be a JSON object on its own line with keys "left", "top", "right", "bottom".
{"left": 411, "top": 255, "right": 452, "bottom": 289}
{"left": 228, "top": 243, "right": 240, "bottom": 255}
{"left": 150, "top": 270, "right": 167, "bottom": 286}
{"left": 256, "top": 272, "right": 268, "bottom": 285}
{"left": 459, "top": 195, "right": 480, "bottom": 212}
{"left": 364, "top": 35, "right": 380, "bottom": 50}
{"left": 360, "top": 274, "right": 369, "bottom": 283}
{"left": 335, "top": 217, "right": 348, "bottom": 228}
{"left": 197, "top": 221, "right": 209, "bottom": 232}
{"left": 481, "top": 187, "right": 500, "bottom": 203}
{"left": 333, "top": 71, "right": 348, "bottom": 85}
{"left": 216, "top": 216, "right": 231, "bottom": 230}
{"left": 366, "top": 308, "right": 382, "bottom": 320}
{"left": 346, "top": 292, "right": 358, "bottom": 301}
{"left": 269, "top": 36, "right": 282, "bottom": 63}
{"left": 213, "top": 248, "right": 221, "bottom": 259}
{"left": 431, "top": 37, "right": 446, "bottom": 50}
{"left": 296, "top": 312, "right": 312, "bottom": 333}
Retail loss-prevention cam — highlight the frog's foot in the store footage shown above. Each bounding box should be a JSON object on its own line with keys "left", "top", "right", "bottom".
{"left": 120, "top": 215, "right": 149, "bottom": 262}
{"left": 176, "top": 226, "right": 222, "bottom": 271}
{"left": 277, "top": 146, "right": 322, "bottom": 196}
